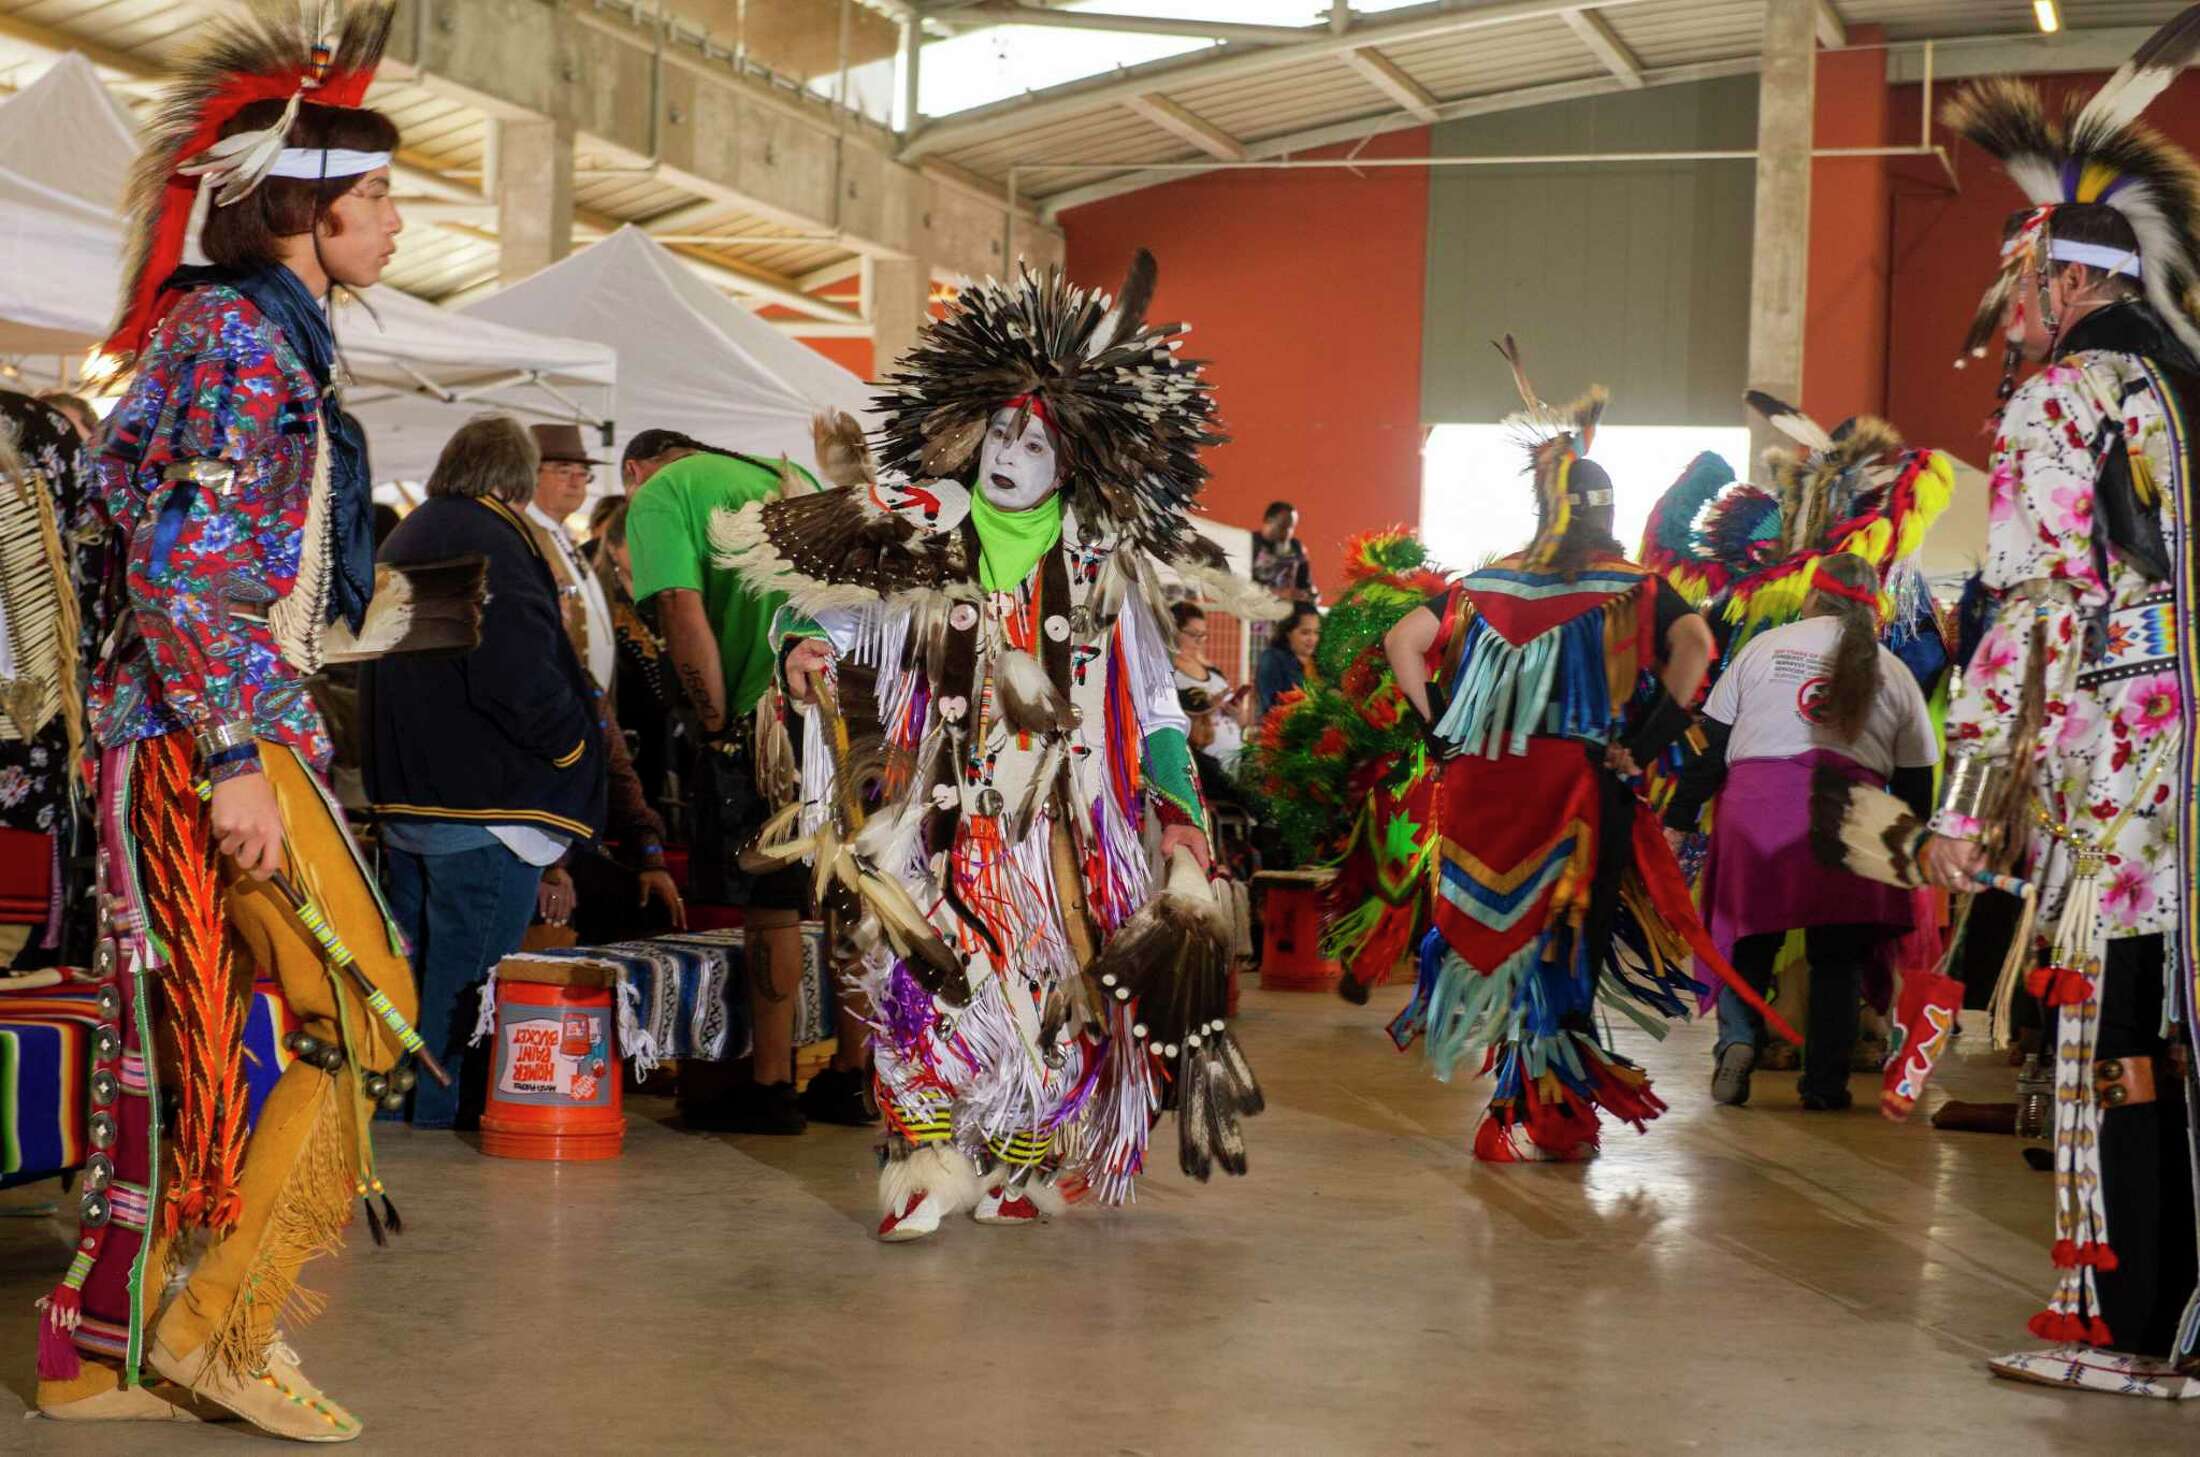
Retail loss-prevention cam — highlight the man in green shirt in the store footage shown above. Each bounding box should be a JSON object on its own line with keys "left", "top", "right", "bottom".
{"left": 624, "top": 431, "right": 873, "bottom": 1133}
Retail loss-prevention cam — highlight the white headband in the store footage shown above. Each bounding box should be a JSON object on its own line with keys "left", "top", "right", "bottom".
{"left": 266, "top": 148, "right": 390, "bottom": 181}
{"left": 2048, "top": 238, "right": 2142, "bottom": 277}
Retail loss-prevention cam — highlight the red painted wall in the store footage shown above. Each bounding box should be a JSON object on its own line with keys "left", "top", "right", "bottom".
{"left": 1801, "top": 29, "right": 1895, "bottom": 427}
{"left": 1058, "top": 129, "right": 1432, "bottom": 594}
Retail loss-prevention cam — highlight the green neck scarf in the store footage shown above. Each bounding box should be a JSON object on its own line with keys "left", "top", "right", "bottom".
{"left": 968, "top": 489, "right": 1064, "bottom": 592}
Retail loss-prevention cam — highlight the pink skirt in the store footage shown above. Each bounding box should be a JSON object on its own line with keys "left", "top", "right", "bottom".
{"left": 1702, "top": 750, "right": 1915, "bottom": 967}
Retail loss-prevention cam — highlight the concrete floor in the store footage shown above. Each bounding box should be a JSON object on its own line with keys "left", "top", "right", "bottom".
{"left": 1, "top": 987, "right": 2192, "bottom": 1455}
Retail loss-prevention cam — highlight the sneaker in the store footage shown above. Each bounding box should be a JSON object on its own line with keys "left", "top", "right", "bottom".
{"left": 973, "top": 1184, "right": 1043, "bottom": 1226}
{"left": 1798, "top": 1088, "right": 1854, "bottom": 1112}
{"left": 877, "top": 1186, "right": 949, "bottom": 1242}
{"left": 1711, "top": 1042, "right": 1756, "bottom": 1107}
{"left": 691, "top": 1081, "right": 807, "bottom": 1135}
{"left": 798, "top": 1066, "right": 879, "bottom": 1126}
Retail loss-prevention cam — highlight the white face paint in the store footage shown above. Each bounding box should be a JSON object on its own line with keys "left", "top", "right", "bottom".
{"left": 977, "top": 406, "right": 1062, "bottom": 511}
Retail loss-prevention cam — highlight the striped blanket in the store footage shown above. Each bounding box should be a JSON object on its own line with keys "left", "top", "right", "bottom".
{"left": 485, "top": 925, "right": 832, "bottom": 1076}
{"left": 1, "top": 978, "right": 299, "bottom": 1189}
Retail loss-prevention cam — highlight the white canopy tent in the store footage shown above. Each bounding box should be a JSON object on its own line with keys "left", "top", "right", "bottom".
{"left": 457, "top": 226, "right": 875, "bottom": 481}
{"left": 0, "top": 54, "right": 616, "bottom": 483}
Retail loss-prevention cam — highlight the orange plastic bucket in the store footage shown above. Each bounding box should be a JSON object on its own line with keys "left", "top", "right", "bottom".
{"left": 480, "top": 974, "right": 625, "bottom": 1161}
{"left": 1256, "top": 873, "right": 1342, "bottom": 993}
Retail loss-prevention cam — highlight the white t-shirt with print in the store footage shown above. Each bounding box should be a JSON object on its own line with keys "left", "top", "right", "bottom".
{"left": 1702, "top": 616, "right": 1939, "bottom": 778}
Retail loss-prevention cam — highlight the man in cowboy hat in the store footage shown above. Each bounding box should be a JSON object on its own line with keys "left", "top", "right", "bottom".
{"left": 527, "top": 422, "right": 617, "bottom": 696}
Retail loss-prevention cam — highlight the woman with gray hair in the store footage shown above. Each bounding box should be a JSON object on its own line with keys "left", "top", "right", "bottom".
{"left": 361, "top": 412, "right": 606, "bottom": 1129}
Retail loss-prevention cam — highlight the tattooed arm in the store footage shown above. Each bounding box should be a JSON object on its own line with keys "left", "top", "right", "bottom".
{"left": 657, "top": 587, "right": 728, "bottom": 736}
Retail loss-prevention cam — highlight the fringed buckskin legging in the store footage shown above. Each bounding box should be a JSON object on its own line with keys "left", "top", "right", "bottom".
{"left": 41, "top": 734, "right": 417, "bottom": 1405}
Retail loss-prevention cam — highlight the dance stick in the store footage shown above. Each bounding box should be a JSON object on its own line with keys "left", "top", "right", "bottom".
{"left": 266, "top": 871, "right": 453, "bottom": 1090}
{"left": 194, "top": 779, "right": 451, "bottom": 1087}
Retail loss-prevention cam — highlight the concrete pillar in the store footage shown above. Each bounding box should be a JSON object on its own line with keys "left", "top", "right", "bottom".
{"left": 492, "top": 115, "right": 575, "bottom": 287}
{"left": 868, "top": 256, "right": 930, "bottom": 376}
{"left": 1745, "top": 0, "right": 1817, "bottom": 471}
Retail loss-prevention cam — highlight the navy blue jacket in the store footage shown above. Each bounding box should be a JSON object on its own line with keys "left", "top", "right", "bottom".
{"left": 362, "top": 495, "right": 606, "bottom": 839}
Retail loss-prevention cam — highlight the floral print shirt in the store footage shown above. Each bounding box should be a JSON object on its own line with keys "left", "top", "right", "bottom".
{"left": 87, "top": 286, "right": 330, "bottom": 769}
{"left": 1936, "top": 350, "right": 2184, "bottom": 939}
{"left": 0, "top": 391, "right": 106, "bottom": 835}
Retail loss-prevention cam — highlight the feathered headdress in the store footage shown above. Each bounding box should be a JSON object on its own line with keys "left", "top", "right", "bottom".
{"left": 872, "top": 249, "right": 1224, "bottom": 558}
{"left": 1712, "top": 392, "right": 1955, "bottom": 656}
{"left": 103, "top": 0, "right": 396, "bottom": 371}
{"left": 1746, "top": 390, "right": 1906, "bottom": 558}
{"left": 1942, "top": 5, "right": 2200, "bottom": 395}
{"left": 1492, "top": 335, "right": 1607, "bottom": 568}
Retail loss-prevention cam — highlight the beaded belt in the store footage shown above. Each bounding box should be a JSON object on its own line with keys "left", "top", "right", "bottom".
{"left": 2078, "top": 589, "right": 2178, "bottom": 690}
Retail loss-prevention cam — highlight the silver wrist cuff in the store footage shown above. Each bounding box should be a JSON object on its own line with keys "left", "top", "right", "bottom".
{"left": 1938, "top": 746, "right": 2001, "bottom": 826}
{"left": 195, "top": 720, "right": 255, "bottom": 757}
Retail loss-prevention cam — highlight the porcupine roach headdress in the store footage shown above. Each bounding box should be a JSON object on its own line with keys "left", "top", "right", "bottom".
{"left": 102, "top": 0, "right": 396, "bottom": 372}
{"left": 1711, "top": 390, "right": 1953, "bottom": 653}
{"left": 1492, "top": 335, "right": 1607, "bottom": 569}
{"left": 1942, "top": 4, "right": 2200, "bottom": 400}
{"left": 871, "top": 248, "right": 1225, "bottom": 559}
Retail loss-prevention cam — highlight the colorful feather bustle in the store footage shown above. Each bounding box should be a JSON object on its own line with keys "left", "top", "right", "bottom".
{"left": 1240, "top": 528, "right": 1451, "bottom": 995}
{"left": 1637, "top": 451, "right": 1743, "bottom": 607}
{"left": 1713, "top": 446, "right": 1956, "bottom": 659}
{"left": 130, "top": 734, "right": 251, "bottom": 1235}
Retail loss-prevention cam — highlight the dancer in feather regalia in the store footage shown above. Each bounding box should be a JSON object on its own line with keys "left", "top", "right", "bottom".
{"left": 1637, "top": 399, "right": 1959, "bottom": 695}
{"left": 1242, "top": 529, "right": 1451, "bottom": 1003}
{"left": 711, "top": 252, "right": 1272, "bottom": 1241}
{"left": 1381, "top": 341, "right": 1792, "bottom": 1163}
{"left": 33, "top": 4, "right": 490, "bottom": 1439}
{"left": 1909, "top": 7, "right": 2200, "bottom": 1398}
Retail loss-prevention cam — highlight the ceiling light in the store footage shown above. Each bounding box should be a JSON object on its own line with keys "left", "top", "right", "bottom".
{"left": 2035, "top": 0, "right": 2061, "bottom": 34}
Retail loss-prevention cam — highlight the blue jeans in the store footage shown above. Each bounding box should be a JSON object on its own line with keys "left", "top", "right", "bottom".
{"left": 383, "top": 844, "right": 543, "bottom": 1128}
{"left": 1717, "top": 925, "right": 1872, "bottom": 1101}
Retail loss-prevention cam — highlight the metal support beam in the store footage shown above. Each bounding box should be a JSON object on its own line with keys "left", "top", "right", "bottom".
{"left": 1561, "top": 8, "right": 1645, "bottom": 89}
{"left": 1123, "top": 93, "right": 1247, "bottom": 162}
{"left": 902, "top": 0, "right": 1663, "bottom": 160}
{"left": 926, "top": 3, "right": 1306, "bottom": 46}
{"left": 1039, "top": 56, "right": 1758, "bottom": 218}
{"left": 1747, "top": 0, "right": 1817, "bottom": 466}
{"left": 1342, "top": 48, "right": 1441, "bottom": 124}
{"left": 796, "top": 257, "right": 867, "bottom": 294}
{"left": 1814, "top": 0, "right": 1848, "bottom": 50}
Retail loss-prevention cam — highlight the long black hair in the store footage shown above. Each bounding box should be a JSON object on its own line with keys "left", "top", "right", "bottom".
{"left": 1810, "top": 553, "right": 1882, "bottom": 741}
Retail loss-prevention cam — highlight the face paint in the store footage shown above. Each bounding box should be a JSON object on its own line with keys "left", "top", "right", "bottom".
{"left": 977, "top": 405, "right": 1061, "bottom": 510}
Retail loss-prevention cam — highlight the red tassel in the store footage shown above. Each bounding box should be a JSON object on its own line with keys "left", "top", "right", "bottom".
{"left": 2086, "top": 1315, "right": 2115, "bottom": 1348}
{"left": 2094, "top": 1242, "right": 2119, "bottom": 1272}
{"left": 2026, "top": 1309, "right": 2060, "bottom": 1341}
{"left": 1472, "top": 1115, "right": 1525, "bottom": 1163}
{"left": 2026, "top": 965, "right": 2095, "bottom": 1007}
{"left": 2052, "top": 1239, "right": 2079, "bottom": 1268}
{"left": 1519, "top": 1078, "right": 1601, "bottom": 1158}
{"left": 35, "top": 1293, "right": 82, "bottom": 1383}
